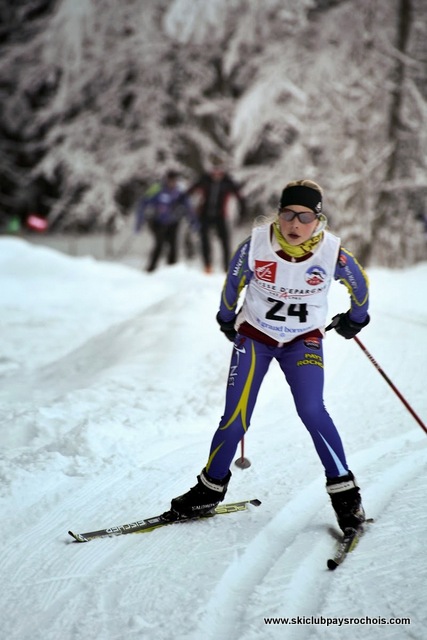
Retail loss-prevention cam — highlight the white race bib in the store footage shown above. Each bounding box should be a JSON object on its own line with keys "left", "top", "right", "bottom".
{"left": 237, "top": 225, "right": 340, "bottom": 343}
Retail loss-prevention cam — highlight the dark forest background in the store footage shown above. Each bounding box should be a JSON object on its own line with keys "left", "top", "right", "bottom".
{"left": 1, "top": 0, "right": 426, "bottom": 265}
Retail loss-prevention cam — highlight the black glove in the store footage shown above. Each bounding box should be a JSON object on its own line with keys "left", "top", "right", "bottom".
{"left": 326, "top": 311, "right": 370, "bottom": 339}
{"left": 216, "top": 313, "right": 237, "bottom": 342}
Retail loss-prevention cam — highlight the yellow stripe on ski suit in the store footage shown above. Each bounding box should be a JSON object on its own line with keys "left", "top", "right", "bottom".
{"left": 221, "top": 340, "right": 256, "bottom": 433}
{"left": 205, "top": 341, "right": 256, "bottom": 473}
{"left": 206, "top": 442, "right": 225, "bottom": 472}
{"left": 221, "top": 274, "right": 246, "bottom": 312}
{"left": 338, "top": 248, "right": 369, "bottom": 307}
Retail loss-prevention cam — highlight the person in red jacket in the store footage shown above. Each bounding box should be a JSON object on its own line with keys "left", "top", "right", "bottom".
{"left": 186, "top": 160, "right": 246, "bottom": 273}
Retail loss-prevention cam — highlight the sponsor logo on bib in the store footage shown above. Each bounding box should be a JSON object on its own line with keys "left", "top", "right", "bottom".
{"left": 255, "top": 260, "right": 277, "bottom": 283}
{"left": 305, "top": 265, "right": 327, "bottom": 286}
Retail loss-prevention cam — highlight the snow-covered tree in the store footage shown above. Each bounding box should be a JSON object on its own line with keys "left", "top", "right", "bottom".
{"left": 0, "top": 0, "right": 425, "bottom": 264}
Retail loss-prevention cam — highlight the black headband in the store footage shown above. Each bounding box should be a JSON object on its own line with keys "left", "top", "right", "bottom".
{"left": 279, "top": 185, "right": 322, "bottom": 214}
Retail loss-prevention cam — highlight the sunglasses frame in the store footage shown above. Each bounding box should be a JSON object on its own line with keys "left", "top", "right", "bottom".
{"left": 279, "top": 208, "right": 319, "bottom": 224}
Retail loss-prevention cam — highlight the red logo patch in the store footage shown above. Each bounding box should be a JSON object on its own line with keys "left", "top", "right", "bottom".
{"left": 338, "top": 252, "right": 348, "bottom": 268}
{"left": 255, "top": 260, "right": 277, "bottom": 283}
{"left": 304, "top": 337, "right": 321, "bottom": 350}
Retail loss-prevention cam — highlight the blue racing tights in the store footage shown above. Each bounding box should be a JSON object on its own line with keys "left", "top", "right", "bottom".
{"left": 205, "top": 335, "right": 349, "bottom": 480}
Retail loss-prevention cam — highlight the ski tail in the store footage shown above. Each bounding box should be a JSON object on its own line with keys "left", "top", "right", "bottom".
{"left": 327, "top": 518, "right": 374, "bottom": 569}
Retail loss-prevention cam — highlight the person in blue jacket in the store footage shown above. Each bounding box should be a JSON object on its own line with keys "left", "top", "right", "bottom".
{"left": 135, "top": 170, "right": 195, "bottom": 272}
{"left": 166, "top": 179, "right": 370, "bottom": 533}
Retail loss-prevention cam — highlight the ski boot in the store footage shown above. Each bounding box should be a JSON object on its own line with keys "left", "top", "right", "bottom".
{"left": 326, "top": 471, "right": 365, "bottom": 532}
{"left": 167, "top": 468, "right": 231, "bottom": 520}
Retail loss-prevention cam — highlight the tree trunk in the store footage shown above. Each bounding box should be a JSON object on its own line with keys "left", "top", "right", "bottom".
{"left": 365, "top": 0, "right": 427, "bottom": 266}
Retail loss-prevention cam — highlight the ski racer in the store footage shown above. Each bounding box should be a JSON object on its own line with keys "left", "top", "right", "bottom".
{"left": 166, "top": 180, "right": 370, "bottom": 533}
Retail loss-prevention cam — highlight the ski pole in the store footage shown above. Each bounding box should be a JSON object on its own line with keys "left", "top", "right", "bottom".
{"left": 353, "top": 335, "right": 427, "bottom": 435}
{"left": 234, "top": 436, "right": 251, "bottom": 469}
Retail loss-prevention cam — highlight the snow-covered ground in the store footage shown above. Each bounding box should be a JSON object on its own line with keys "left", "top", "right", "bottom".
{"left": 0, "top": 237, "right": 426, "bottom": 640}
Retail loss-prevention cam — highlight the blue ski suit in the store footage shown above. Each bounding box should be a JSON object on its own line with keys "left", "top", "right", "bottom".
{"left": 206, "top": 224, "right": 369, "bottom": 480}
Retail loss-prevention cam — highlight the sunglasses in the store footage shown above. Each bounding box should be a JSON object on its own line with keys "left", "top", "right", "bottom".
{"left": 279, "top": 208, "right": 318, "bottom": 224}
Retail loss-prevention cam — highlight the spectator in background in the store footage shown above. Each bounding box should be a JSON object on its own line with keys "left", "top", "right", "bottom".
{"left": 415, "top": 208, "right": 427, "bottom": 235}
{"left": 186, "top": 158, "right": 246, "bottom": 273}
{"left": 135, "top": 170, "right": 196, "bottom": 272}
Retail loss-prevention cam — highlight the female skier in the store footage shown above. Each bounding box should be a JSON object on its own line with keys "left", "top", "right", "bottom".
{"left": 166, "top": 180, "right": 370, "bottom": 532}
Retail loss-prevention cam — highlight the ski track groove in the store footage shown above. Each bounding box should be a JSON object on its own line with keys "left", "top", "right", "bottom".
{"left": 0, "top": 440, "right": 214, "bottom": 640}
{"left": 3, "top": 534, "right": 138, "bottom": 640}
{"left": 1, "top": 429, "right": 424, "bottom": 640}
{"left": 0, "top": 467, "right": 158, "bottom": 639}
{"left": 186, "top": 430, "right": 427, "bottom": 640}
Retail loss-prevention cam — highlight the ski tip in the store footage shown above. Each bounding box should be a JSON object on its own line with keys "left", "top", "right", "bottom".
{"left": 250, "top": 499, "right": 262, "bottom": 507}
{"left": 68, "top": 530, "right": 89, "bottom": 543}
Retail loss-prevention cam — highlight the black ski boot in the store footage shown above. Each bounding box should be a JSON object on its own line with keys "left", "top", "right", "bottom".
{"left": 326, "top": 471, "right": 365, "bottom": 532}
{"left": 169, "top": 468, "right": 231, "bottom": 519}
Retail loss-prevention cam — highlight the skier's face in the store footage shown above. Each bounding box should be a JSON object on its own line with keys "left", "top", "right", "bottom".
{"left": 278, "top": 204, "right": 319, "bottom": 245}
